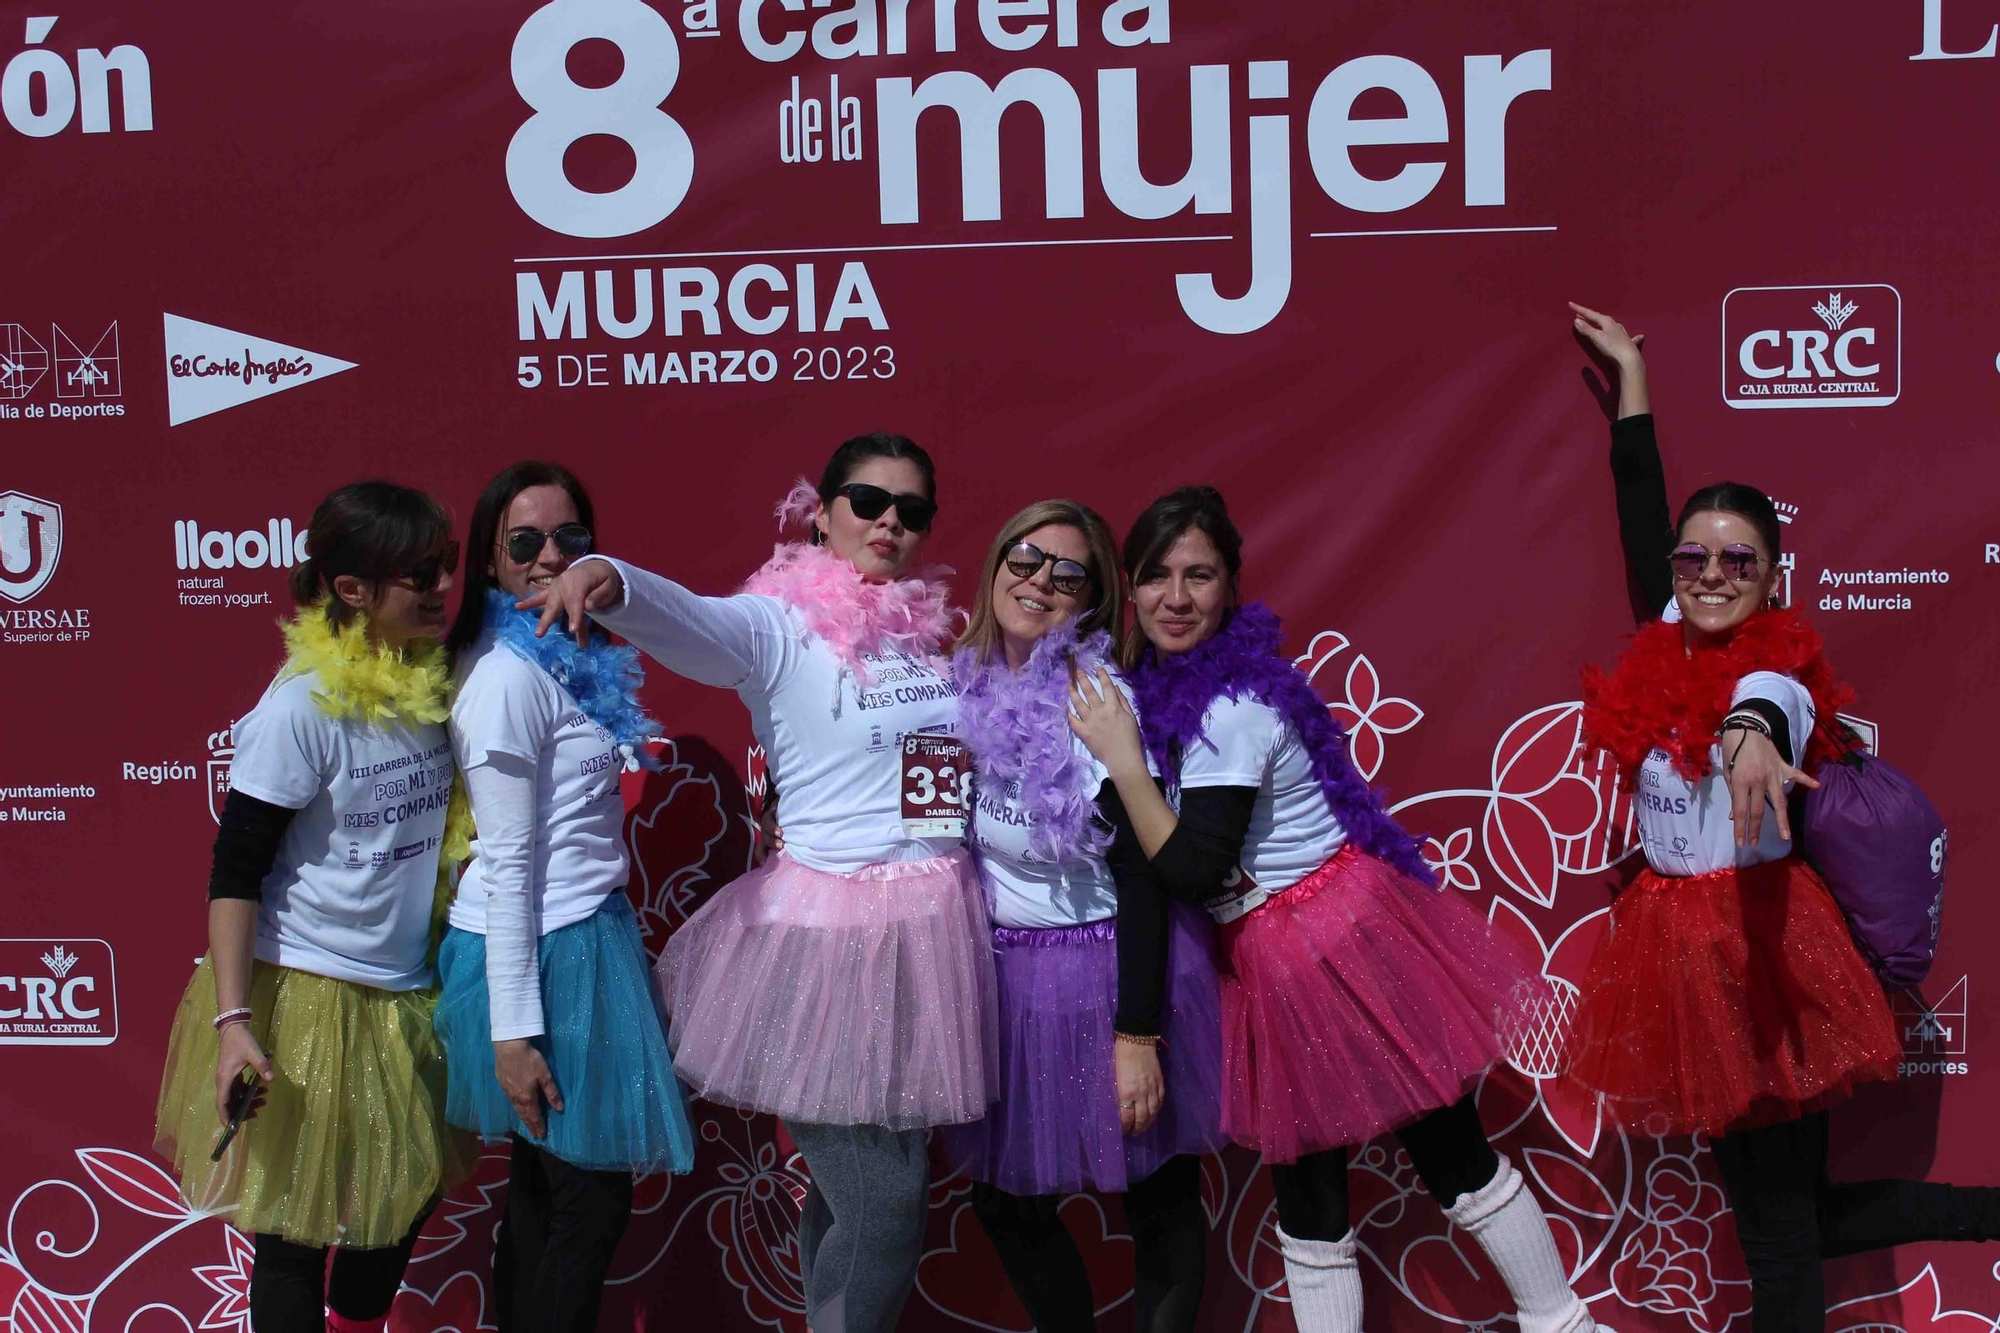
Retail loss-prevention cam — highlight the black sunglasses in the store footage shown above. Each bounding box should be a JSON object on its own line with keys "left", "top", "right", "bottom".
{"left": 502, "top": 523, "right": 593, "bottom": 565}
{"left": 1005, "top": 541, "right": 1092, "bottom": 596}
{"left": 836, "top": 483, "right": 936, "bottom": 532}
{"left": 378, "top": 540, "right": 459, "bottom": 594}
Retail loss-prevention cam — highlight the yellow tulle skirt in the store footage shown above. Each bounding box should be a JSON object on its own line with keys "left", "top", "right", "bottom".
{"left": 153, "top": 959, "right": 475, "bottom": 1248}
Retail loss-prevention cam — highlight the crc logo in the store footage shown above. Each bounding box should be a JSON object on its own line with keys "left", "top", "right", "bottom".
{"left": 207, "top": 724, "right": 236, "bottom": 825}
{"left": 0, "top": 490, "right": 62, "bottom": 603}
{"left": 506, "top": 0, "right": 693, "bottom": 237}
{"left": 1894, "top": 975, "right": 1967, "bottom": 1057}
{"left": 0, "top": 939, "right": 117, "bottom": 1045}
{"left": 1723, "top": 284, "right": 1901, "bottom": 409}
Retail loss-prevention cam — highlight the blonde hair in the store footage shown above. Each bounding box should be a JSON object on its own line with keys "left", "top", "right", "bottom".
{"left": 959, "top": 499, "right": 1125, "bottom": 665}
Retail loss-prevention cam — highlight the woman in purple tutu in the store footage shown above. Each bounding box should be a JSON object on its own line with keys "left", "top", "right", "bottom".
{"left": 942, "top": 499, "right": 1225, "bottom": 1333}
{"left": 1068, "top": 487, "right": 1609, "bottom": 1333}
{"left": 527, "top": 434, "right": 995, "bottom": 1333}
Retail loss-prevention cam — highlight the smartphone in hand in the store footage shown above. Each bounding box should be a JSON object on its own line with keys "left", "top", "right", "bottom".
{"left": 210, "top": 1069, "right": 264, "bottom": 1163}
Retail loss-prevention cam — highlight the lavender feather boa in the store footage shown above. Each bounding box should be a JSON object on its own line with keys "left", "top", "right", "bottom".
{"left": 1128, "top": 602, "right": 1436, "bottom": 886}
{"left": 953, "top": 618, "right": 1114, "bottom": 864}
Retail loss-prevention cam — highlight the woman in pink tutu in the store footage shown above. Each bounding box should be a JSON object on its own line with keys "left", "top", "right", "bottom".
{"left": 1069, "top": 487, "right": 1608, "bottom": 1333}
{"left": 528, "top": 434, "right": 994, "bottom": 1333}
{"left": 941, "top": 499, "right": 1224, "bottom": 1333}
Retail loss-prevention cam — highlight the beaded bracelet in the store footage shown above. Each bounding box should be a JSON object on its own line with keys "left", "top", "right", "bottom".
{"left": 213, "top": 1007, "right": 253, "bottom": 1031}
{"left": 1113, "top": 1031, "right": 1166, "bottom": 1050}
{"left": 1720, "top": 710, "right": 1772, "bottom": 737}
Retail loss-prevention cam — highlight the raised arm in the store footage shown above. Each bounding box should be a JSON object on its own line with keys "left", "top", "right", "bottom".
{"left": 1572, "top": 303, "right": 1672, "bottom": 621}
{"left": 525, "top": 554, "right": 775, "bottom": 689}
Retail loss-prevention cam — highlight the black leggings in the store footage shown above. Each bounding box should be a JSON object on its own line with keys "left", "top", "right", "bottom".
{"left": 1712, "top": 1111, "right": 2000, "bottom": 1333}
{"left": 1270, "top": 1094, "right": 1499, "bottom": 1242}
{"left": 970, "top": 1154, "right": 1208, "bottom": 1333}
{"left": 493, "top": 1136, "right": 635, "bottom": 1333}
{"left": 250, "top": 1207, "right": 431, "bottom": 1332}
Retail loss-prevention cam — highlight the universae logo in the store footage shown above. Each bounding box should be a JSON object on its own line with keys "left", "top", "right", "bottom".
{"left": 0, "top": 490, "right": 61, "bottom": 603}
{"left": 1722, "top": 284, "right": 1901, "bottom": 409}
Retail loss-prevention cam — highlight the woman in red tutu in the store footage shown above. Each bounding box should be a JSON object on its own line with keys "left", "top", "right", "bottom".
{"left": 1070, "top": 487, "right": 1608, "bottom": 1333}
{"left": 1567, "top": 304, "right": 1999, "bottom": 1332}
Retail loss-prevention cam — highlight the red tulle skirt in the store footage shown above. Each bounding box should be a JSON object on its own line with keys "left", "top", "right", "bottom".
{"left": 1220, "top": 844, "right": 1545, "bottom": 1164}
{"left": 1563, "top": 856, "right": 1900, "bottom": 1136}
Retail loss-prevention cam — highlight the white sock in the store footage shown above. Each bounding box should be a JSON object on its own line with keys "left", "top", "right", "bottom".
{"left": 1277, "top": 1224, "right": 1363, "bottom": 1333}
{"left": 1444, "top": 1155, "right": 1607, "bottom": 1333}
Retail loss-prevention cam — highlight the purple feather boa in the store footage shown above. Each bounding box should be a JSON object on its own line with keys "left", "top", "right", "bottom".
{"left": 1128, "top": 602, "right": 1437, "bottom": 886}
{"left": 952, "top": 618, "right": 1114, "bottom": 864}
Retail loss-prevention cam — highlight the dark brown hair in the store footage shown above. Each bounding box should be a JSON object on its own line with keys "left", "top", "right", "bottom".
{"left": 289, "top": 481, "right": 453, "bottom": 629}
{"left": 446, "top": 461, "right": 596, "bottom": 655}
{"left": 1117, "top": 486, "right": 1244, "bottom": 664}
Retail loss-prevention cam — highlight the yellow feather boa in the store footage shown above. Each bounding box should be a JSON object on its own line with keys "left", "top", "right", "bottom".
{"left": 278, "top": 607, "right": 453, "bottom": 726}
{"left": 279, "top": 606, "right": 470, "bottom": 957}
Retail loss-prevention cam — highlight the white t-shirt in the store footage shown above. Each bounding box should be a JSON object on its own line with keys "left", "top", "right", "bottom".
{"left": 593, "top": 556, "right": 960, "bottom": 873}
{"left": 970, "top": 727, "right": 1118, "bottom": 930}
{"left": 1634, "top": 670, "right": 1816, "bottom": 877}
{"left": 1177, "top": 693, "right": 1347, "bottom": 918}
{"left": 229, "top": 670, "right": 453, "bottom": 991}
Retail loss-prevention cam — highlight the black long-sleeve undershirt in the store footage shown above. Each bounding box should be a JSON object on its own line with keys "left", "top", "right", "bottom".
{"left": 207, "top": 789, "right": 296, "bottom": 901}
{"left": 1611, "top": 412, "right": 1674, "bottom": 621}
{"left": 1101, "top": 781, "right": 1168, "bottom": 1037}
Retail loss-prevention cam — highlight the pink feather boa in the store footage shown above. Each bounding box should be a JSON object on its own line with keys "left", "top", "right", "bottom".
{"left": 741, "top": 478, "right": 959, "bottom": 676}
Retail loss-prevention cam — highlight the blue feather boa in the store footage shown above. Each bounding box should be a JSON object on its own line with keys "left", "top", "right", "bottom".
{"left": 485, "top": 589, "right": 663, "bottom": 772}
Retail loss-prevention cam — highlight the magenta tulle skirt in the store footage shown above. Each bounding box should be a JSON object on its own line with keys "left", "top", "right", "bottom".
{"left": 942, "top": 904, "right": 1226, "bottom": 1195}
{"left": 1220, "top": 844, "right": 1545, "bottom": 1164}
{"left": 655, "top": 848, "right": 998, "bottom": 1129}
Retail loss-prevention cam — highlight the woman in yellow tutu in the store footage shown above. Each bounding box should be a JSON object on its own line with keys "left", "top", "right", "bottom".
{"left": 154, "top": 481, "right": 474, "bottom": 1333}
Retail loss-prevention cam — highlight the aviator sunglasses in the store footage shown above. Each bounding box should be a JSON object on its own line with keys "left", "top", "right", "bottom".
{"left": 502, "top": 523, "right": 593, "bottom": 565}
{"left": 836, "top": 482, "right": 936, "bottom": 532}
{"left": 1669, "top": 542, "right": 1766, "bottom": 583}
{"left": 1005, "top": 541, "right": 1092, "bottom": 596}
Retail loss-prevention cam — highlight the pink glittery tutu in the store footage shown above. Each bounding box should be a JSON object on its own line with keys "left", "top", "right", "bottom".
{"left": 1220, "top": 844, "right": 1545, "bottom": 1163}
{"left": 656, "top": 848, "right": 998, "bottom": 1129}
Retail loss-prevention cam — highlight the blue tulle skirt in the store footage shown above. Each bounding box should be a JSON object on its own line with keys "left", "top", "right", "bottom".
{"left": 435, "top": 894, "right": 696, "bottom": 1174}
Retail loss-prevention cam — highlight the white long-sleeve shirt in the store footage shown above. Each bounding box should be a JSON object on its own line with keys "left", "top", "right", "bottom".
{"left": 448, "top": 635, "right": 629, "bottom": 1038}
{"left": 589, "top": 555, "right": 961, "bottom": 873}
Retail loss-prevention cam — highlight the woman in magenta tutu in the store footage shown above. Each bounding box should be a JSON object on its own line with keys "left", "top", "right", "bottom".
{"left": 1069, "top": 487, "right": 1607, "bottom": 1333}
{"left": 942, "top": 499, "right": 1224, "bottom": 1333}
{"left": 528, "top": 434, "right": 994, "bottom": 1333}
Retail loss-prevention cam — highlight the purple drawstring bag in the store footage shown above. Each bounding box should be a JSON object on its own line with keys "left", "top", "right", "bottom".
{"left": 1801, "top": 736, "right": 1948, "bottom": 991}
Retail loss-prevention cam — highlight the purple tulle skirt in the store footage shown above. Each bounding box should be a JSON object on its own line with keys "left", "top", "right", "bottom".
{"left": 656, "top": 848, "right": 998, "bottom": 1130}
{"left": 1221, "top": 844, "right": 1546, "bottom": 1164}
{"left": 942, "top": 904, "right": 1226, "bottom": 1195}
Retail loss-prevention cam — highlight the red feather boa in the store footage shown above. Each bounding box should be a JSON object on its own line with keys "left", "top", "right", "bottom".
{"left": 1582, "top": 607, "right": 1852, "bottom": 781}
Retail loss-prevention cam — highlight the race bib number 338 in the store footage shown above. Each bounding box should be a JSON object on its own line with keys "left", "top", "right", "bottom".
{"left": 900, "top": 733, "right": 971, "bottom": 839}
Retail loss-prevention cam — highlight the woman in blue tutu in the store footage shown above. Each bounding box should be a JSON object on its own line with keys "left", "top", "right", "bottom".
{"left": 435, "top": 461, "right": 696, "bottom": 1333}
{"left": 943, "top": 499, "right": 1225, "bottom": 1333}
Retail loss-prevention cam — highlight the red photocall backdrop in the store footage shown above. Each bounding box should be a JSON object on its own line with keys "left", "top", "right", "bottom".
{"left": 3, "top": 1, "right": 1996, "bottom": 1329}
